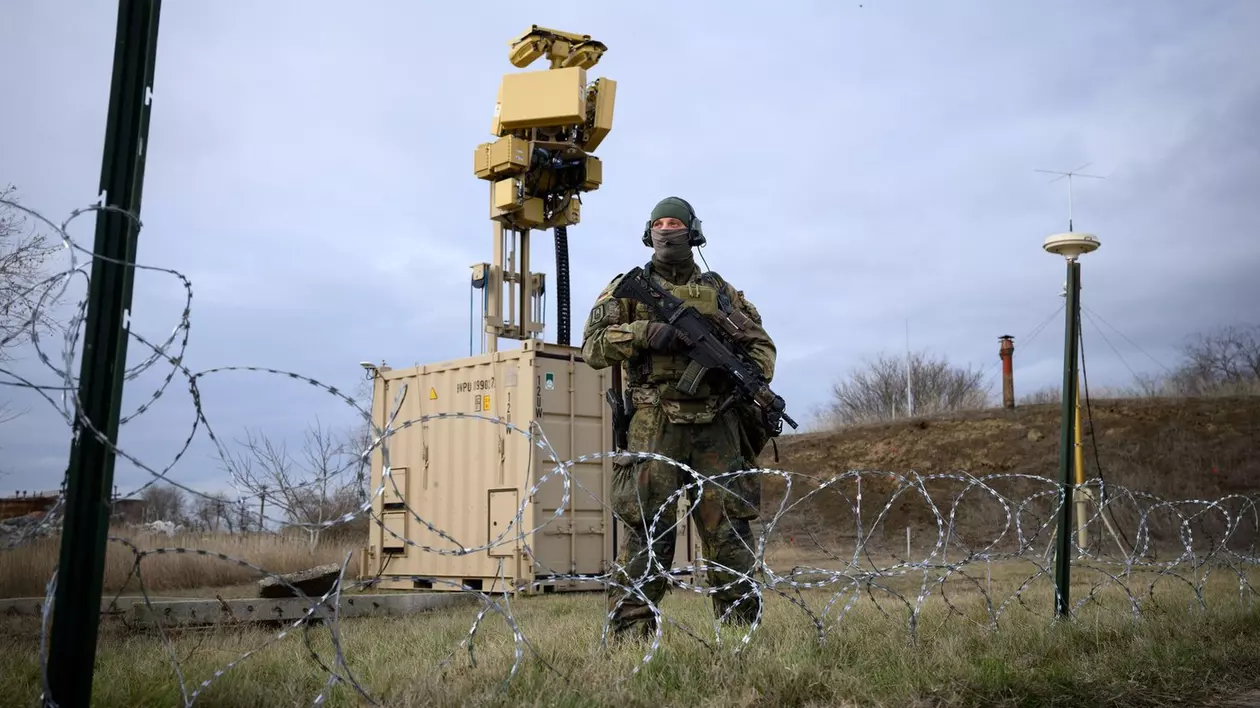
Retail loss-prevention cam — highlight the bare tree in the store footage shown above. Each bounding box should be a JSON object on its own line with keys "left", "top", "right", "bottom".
{"left": 218, "top": 418, "right": 362, "bottom": 547}
{"left": 232, "top": 496, "right": 254, "bottom": 533}
{"left": 1018, "top": 385, "right": 1062, "bottom": 406}
{"left": 189, "top": 491, "right": 234, "bottom": 532}
{"left": 1018, "top": 380, "right": 1154, "bottom": 404}
{"left": 823, "top": 350, "right": 990, "bottom": 427}
{"left": 1165, "top": 323, "right": 1260, "bottom": 397}
{"left": 140, "top": 483, "right": 188, "bottom": 524}
{"left": 1020, "top": 323, "right": 1260, "bottom": 402}
{"left": 1100, "top": 323, "right": 1260, "bottom": 399}
{"left": 1, "top": 184, "right": 63, "bottom": 363}
{"left": 1130, "top": 372, "right": 1171, "bottom": 398}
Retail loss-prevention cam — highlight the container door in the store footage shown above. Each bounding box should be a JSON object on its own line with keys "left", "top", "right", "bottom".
{"left": 529, "top": 346, "right": 612, "bottom": 582}
{"left": 373, "top": 372, "right": 425, "bottom": 572}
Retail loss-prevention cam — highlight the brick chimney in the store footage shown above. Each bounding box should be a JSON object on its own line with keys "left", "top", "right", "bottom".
{"left": 999, "top": 335, "right": 1015, "bottom": 408}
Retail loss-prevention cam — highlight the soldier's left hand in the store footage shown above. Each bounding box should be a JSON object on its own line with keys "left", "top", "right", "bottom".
{"left": 645, "top": 322, "right": 685, "bottom": 353}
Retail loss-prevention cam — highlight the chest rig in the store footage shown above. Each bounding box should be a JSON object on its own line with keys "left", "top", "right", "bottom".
{"left": 623, "top": 261, "right": 738, "bottom": 399}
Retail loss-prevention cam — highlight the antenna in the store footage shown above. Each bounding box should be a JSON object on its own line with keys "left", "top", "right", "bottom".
{"left": 1034, "top": 162, "right": 1105, "bottom": 231}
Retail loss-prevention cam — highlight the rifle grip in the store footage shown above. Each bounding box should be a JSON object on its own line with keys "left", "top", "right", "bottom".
{"left": 677, "top": 360, "right": 708, "bottom": 395}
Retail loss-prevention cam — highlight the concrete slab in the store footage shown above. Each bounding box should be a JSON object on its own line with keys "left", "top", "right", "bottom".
{"left": 128, "top": 592, "right": 477, "bottom": 628}
{"left": 0, "top": 596, "right": 186, "bottom": 618}
{"left": 257, "top": 563, "right": 342, "bottom": 599}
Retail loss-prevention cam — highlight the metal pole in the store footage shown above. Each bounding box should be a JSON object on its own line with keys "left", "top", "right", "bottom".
{"left": 46, "top": 2, "right": 161, "bottom": 706}
{"left": 1074, "top": 370, "right": 1088, "bottom": 550}
{"left": 1053, "top": 258, "right": 1081, "bottom": 618}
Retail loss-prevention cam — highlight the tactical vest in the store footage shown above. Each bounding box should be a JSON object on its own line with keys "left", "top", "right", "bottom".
{"left": 623, "top": 262, "right": 739, "bottom": 411}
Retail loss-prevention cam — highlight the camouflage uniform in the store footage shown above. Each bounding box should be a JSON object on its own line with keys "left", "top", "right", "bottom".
{"left": 580, "top": 197, "right": 777, "bottom": 638}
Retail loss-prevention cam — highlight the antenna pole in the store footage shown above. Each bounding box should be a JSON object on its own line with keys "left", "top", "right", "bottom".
{"left": 1054, "top": 257, "right": 1082, "bottom": 617}
{"left": 1038, "top": 163, "right": 1105, "bottom": 620}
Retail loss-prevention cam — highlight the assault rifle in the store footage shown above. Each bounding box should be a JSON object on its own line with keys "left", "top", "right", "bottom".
{"left": 611, "top": 266, "right": 798, "bottom": 444}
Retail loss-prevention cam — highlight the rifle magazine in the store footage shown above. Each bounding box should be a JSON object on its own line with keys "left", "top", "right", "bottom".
{"left": 677, "top": 360, "right": 708, "bottom": 395}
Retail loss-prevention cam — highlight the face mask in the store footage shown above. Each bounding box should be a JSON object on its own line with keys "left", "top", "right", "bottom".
{"left": 650, "top": 227, "right": 692, "bottom": 263}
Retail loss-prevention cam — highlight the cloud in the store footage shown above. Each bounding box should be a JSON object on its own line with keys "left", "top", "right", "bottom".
{"left": 1, "top": 0, "right": 1258, "bottom": 498}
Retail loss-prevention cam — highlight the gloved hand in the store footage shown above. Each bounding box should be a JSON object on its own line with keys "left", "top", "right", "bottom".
{"left": 644, "top": 322, "right": 685, "bottom": 353}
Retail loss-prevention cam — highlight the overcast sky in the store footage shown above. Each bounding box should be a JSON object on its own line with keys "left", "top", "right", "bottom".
{"left": 1, "top": 0, "right": 1257, "bottom": 500}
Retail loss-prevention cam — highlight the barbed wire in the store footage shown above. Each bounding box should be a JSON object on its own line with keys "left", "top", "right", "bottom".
{"left": 2, "top": 198, "right": 1258, "bottom": 705}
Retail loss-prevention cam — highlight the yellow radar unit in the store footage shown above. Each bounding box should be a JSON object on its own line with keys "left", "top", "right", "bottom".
{"left": 471, "top": 26, "right": 616, "bottom": 350}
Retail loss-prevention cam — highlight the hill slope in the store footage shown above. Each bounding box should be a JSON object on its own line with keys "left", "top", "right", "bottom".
{"left": 758, "top": 395, "right": 1260, "bottom": 553}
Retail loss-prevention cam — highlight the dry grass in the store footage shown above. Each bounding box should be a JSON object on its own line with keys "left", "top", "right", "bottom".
{"left": 0, "top": 526, "right": 360, "bottom": 598}
{"left": 1, "top": 557, "right": 1258, "bottom": 707}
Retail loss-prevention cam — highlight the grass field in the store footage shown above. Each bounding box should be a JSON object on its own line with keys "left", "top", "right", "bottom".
{"left": 2, "top": 551, "right": 1258, "bottom": 707}
{"left": 3, "top": 395, "right": 1258, "bottom": 705}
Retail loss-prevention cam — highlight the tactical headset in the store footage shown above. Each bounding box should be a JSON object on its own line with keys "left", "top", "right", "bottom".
{"left": 641, "top": 196, "right": 706, "bottom": 248}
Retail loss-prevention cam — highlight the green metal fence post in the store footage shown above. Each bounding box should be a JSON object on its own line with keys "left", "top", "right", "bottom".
{"left": 45, "top": 1, "right": 162, "bottom": 706}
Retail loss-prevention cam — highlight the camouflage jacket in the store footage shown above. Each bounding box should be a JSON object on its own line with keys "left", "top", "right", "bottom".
{"left": 580, "top": 259, "right": 777, "bottom": 425}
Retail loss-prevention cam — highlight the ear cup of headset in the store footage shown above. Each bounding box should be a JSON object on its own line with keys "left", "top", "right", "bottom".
{"left": 643, "top": 197, "right": 705, "bottom": 247}
{"left": 674, "top": 197, "right": 704, "bottom": 247}
{"left": 689, "top": 216, "right": 705, "bottom": 247}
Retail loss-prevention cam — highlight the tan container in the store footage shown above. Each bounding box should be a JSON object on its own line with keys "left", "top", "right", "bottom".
{"left": 364, "top": 341, "right": 698, "bottom": 594}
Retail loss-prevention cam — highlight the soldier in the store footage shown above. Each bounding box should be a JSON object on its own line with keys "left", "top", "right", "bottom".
{"left": 580, "top": 196, "right": 777, "bottom": 641}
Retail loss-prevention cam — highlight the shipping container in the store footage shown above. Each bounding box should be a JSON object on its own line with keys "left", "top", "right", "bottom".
{"left": 362, "top": 340, "right": 698, "bottom": 594}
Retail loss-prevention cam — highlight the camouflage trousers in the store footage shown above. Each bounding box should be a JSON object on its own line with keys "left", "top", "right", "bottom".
{"left": 607, "top": 404, "right": 762, "bottom": 637}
